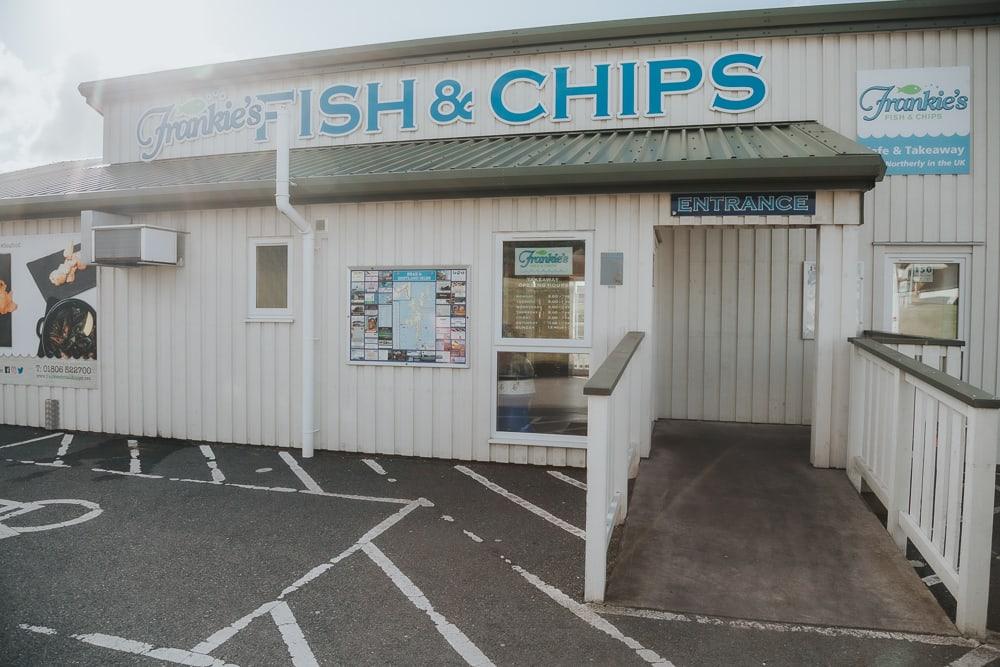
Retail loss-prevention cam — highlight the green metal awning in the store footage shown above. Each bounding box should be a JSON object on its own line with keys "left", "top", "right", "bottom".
{"left": 0, "top": 121, "right": 885, "bottom": 220}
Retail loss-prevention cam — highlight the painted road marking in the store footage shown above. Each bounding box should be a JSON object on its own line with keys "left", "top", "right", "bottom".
{"left": 593, "top": 604, "right": 977, "bottom": 647}
{"left": 277, "top": 498, "right": 431, "bottom": 599}
{"left": 0, "top": 498, "right": 103, "bottom": 539}
{"left": 199, "top": 445, "right": 226, "bottom": 483}
{"left": 0, "top": 432, "right": 62, "bottom": 449}
{"left": 127, "top": 440, "right": 141, "bottom": 474}
{"left": 362, "top": 458, "right": 387, "bottom": 475}
{"left": 54, "top": 434, "right": 73, "bottom": 465}
{"left": 462, "top": 530, "right": 484, "bottom": 543}
{"left": 364, "top": 542, "right": 496, "bottom": 667}
{"left": 454, "top": 465, "right": 585, "bottom": 539}
{"left": 547, "top": 470, "right": 587, "bottom": 490}
{"left": 189, "top": 600, "right": 318, "bottom": 667}
{"left": 947, "top": 645, "right": 1000, "bottom": 667}
{"left": 510, "top": 562, "right": 672, "bottom": 666}
{"left": 279, "top": 451, "right": 324, "bottom": 493}
{"left": 17, "top": 625, "right": 235, "bottom": 667}
{"left": 5, "top": 458, "right": 67, "bottom": 468}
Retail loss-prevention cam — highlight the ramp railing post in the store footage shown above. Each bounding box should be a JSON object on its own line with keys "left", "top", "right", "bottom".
{"left": 584, "top": 393, "right": 610, "bottom": 602}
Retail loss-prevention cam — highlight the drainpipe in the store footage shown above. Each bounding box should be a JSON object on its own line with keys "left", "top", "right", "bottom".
{"left": 275, "top": 106, "right": 315, "bottom": 458}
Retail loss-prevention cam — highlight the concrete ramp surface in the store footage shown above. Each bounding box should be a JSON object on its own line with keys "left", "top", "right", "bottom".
{"left": 606, "top": 420, "right": 957, "bottom": 635}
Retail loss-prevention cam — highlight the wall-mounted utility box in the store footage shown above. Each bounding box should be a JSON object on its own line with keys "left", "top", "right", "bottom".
{"left": 92, "top": 224, "right": 184, "bottom": 266}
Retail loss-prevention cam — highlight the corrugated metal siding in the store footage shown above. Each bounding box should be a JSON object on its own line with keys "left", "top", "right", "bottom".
{"left": 654, "top": 227, "right": 817, "bottom": 425}
{"left": 0, "top": 195, "right": 659, "bottom": 468}
{"left": 98, "top": 26, "right": 1000, "bottom": 398}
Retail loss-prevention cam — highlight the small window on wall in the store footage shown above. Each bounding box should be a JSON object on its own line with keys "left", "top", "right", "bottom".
{"left": 498, "top": 238, "right": 588, "bottom": 345}
{"left": 885, "top": 254, "right": 966, "bottom": 340}
{"left": 249, "top": 238, "right": 291, "bottom": 320}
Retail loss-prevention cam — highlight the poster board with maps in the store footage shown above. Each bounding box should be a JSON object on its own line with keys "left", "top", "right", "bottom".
{"left": 348, "top": 267, "right": 468, "bottom": 367}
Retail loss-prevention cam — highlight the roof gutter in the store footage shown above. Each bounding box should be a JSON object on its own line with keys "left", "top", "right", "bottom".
{"left": 276, "top": 107, "right": 317, "bottom": 459}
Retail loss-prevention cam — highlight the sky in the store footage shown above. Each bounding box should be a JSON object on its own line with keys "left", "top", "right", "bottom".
{"left": 0, "top": 0, "right": 855, "bottom": 173}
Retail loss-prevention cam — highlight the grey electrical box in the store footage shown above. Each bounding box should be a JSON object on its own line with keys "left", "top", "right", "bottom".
{"left": 600, "top": 252, "right": 624, "bottom": 286}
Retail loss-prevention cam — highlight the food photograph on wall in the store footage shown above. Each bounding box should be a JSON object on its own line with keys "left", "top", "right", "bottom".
{"left": 348, "top": 267, "right": 467, "bottom": 366}
{"left": 0, "top": 234, "right": 97, "bottom": 360}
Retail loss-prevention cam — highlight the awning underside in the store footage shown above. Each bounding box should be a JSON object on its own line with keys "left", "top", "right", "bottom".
{"left": 0, "top": 121, "right": 885, "bottom": 220}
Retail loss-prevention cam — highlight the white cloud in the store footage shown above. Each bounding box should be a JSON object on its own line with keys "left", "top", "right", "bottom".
{"left": 0, "top": 42, "right": 101, "bottom": 174}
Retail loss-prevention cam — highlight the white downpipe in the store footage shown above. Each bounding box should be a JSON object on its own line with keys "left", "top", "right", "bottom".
{"left": 275, "top": 107, "right": 316, "bottom": 458}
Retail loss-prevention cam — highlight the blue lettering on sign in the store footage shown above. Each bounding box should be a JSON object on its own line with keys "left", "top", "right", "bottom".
{"left": 490, "top": 68, "right": 548, "bottom": 124}
{"left": 392, "top": 270, "right": 437, "bottom": 281}
{"left": 319, "top": 84, "right": 362, "bottom": 136}
{"left": 135, "top": 52, "right": 770, "bottom": 161}
{"left": 553, "top": 64, "right": 611, "bottom": 122}
{"left": 710, "top": 53, "right": 767, "bottom": 113}
{"left": 517, "top": 248, "right": 569, "bottom": 269}
{"left": 647, "top": 58, "right": 704, "bottom": 116}
{"left": 858, "top": 85, "right": 969, "bottom": 122}
{"left": 671, "top": 192, "right": 816, "bottom": 216}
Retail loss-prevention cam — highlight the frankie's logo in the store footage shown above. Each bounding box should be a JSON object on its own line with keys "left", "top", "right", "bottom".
{"left": 517, "top": 248, "right": 569, "bottom": 269}
{"left": 859, "top": 83, "right": 969, "bottom": 122}
{"left": 137, "top": 93, "right": 264, "bottom": 161}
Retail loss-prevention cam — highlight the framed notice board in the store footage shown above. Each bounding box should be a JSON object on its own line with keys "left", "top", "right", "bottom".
{"left": 348, "top": 267, "right": 468, "bottom": 367}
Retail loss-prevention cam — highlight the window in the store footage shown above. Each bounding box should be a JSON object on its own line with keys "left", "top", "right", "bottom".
{"left": 881, "top": 251, "right": 967, "bottom": 341}
{"left": 493, "top": 232, "right": 593, "bottom": 445}
{"left": 248, "top": 238, "right": 291, "bottom": 320}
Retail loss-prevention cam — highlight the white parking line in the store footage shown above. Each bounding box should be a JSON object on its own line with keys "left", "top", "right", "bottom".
{"left": 18, "top": 625, "right": 235, "bottom": 667}
{"left": 454, "top": 465, "right": 584, "bottom": 539}
{"left": 362, "top": 458, "right": 387, "bottom": 475}
{"left": 0, "top": 433, "right": 62, "bottom": 449}
{"left": 509, "top": 563, "right": 671, "bottom": 666}
{"left": 199, "top": 445, "right": 226, "bottom": 483}
{"left": 54, "top": 434, "right": 73, "bottom": 465}
{"left": 592, "top": 604, "right": 978, "bottom": 647}
{"left": 279, "top": 451, "right": 323, "bottom": 493}
{"left": 547, "top": 470, "right": 587, "bottom": 490}
{"left": 364, "top": 542, "right": 496, "bottom": 667}
{"left": 947, "top": 645, "right": 1000, "bottom": 667}
{"left": 127, "top": 440, "right": 141, "bottom": 474}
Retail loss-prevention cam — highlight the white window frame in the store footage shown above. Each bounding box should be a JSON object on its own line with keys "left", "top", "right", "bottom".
{"left": 491, "top": 231, "right": 594, "bottom": 448}
{"left": 493, "top": 231, "right": 594, "bottom": 348}
{"left": 878, "top": 248, "right": 969, "bottom": 342}
{"left": 247, "top": 237, "right": 293, "bottom": 322}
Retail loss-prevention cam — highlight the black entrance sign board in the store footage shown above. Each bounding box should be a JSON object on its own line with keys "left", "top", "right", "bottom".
{"left": 671, "top": 192, "right": 816, "bottom": 216}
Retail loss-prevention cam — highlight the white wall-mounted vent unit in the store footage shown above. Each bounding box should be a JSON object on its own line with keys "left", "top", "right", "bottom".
{"left": 92, "top": 225, "right": 184, "bottom": 266}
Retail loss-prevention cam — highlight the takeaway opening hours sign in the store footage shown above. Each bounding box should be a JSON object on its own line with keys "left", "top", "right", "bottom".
{"left": 349, "top": 268, "right": 468, "bottom": 367}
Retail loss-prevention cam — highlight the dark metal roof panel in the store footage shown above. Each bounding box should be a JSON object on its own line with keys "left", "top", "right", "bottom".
{"left": 0, "top": 121, "right": 885, "bottom": 220}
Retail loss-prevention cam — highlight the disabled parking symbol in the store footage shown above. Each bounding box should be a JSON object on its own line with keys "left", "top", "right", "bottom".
{"left": 0, "top": 498, "right": 103, "bottom": 539}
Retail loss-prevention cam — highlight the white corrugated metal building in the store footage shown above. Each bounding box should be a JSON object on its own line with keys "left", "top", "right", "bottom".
{"left": 0, "top": 0, "right": 997, "bottom": 472}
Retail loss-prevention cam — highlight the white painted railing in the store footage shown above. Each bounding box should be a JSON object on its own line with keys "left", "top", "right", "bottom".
{"left": 847, "top": 336, "right": 1000, "bottom": 638}
{"left": 863, "top": 330, "right": 964, "bottom": 380}
{"left": 583, "top": 331, "right": 644, "bottom": 603}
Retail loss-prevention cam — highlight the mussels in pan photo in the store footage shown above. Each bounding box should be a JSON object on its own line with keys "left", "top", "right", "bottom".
{"left": 36, "top": 298, "right": 97, "bottom": 359}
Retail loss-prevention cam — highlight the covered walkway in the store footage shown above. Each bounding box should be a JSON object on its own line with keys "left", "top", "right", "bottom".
{"left": 605, "top": 420, "right": 957, "bottom": 635}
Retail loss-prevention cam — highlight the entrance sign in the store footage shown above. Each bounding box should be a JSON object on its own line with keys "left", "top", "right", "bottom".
{"left": 671, "top": 192, "right": 815, "bottom": 217}
{"left": 349, "top": 267, "right": 468, "bottom": 366}
{"left": 856, "top": 66, "right": 970, "bottom": 175}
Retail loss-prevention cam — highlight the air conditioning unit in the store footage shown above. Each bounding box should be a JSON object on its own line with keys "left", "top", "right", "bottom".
{"left": 92, "top": 225, "right": 184, "bottom": 266}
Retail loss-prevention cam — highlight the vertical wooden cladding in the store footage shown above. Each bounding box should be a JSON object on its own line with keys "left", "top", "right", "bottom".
{"left": 1, "top": 195, "right": 656, "bottom": 467}
{"left": 655, "top": 226, "right": 817, "bottom": 426}
{"left": 314, "top": 194, "right": 655, "bottom": 467}
{"left": 0, "top": 217, "right": 102, "bottom": 431}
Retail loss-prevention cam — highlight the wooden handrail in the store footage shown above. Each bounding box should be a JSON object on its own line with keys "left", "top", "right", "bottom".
{"left": 583, "top": 332, "right": 645, "bottom": 396}
{"left": 849, "top": 337, "right": 999, "bottom": 408}
{"left": 861, "top": 329, "right": 965, "bottom": 348}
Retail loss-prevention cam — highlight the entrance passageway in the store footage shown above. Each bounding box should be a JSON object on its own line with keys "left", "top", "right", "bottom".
{"left": 606, "top": 420, "right": 957, "bottom": 635}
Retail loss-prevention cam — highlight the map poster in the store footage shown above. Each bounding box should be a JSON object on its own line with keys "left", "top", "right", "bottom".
{"left": 348, "top": 267, "right": 468, "bottom": 367}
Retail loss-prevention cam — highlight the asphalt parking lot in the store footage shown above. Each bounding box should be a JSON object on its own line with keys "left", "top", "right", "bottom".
{"left": 0, "top": 425, "right": 995, "bottom": 666}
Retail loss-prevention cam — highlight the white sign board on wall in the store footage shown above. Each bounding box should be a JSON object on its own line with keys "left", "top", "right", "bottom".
{"left": 0, "top": 234, "right": 99, "bottom": 388}
{"left": 856, "top": 66, "right": 971, "bottom": 175}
